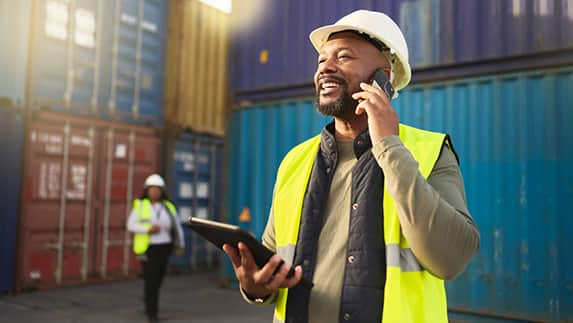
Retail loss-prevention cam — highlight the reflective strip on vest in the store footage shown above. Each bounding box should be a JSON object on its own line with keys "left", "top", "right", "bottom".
{"left": 272, "top": 124, "right": 449, "bottom": 323}
{"left": 276, "top": 245, "right": 296, "bottom": 266}
{"left": 386, "top": 244, "right": 422, "bottom": 272}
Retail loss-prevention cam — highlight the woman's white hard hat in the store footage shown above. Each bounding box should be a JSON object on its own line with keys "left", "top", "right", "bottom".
{"left": 144, "top": 174, "right": 165, "bottom": 188}
{"left": 309, "top": 10, "right": 411, "bottom": 93}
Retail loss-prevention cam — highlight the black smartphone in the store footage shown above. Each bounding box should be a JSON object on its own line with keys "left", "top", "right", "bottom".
{"left": 188, "top": 217, "right": 313, "bottom": 289}
{"left": 371, "top": 68, "right": 394, "bottom": 99}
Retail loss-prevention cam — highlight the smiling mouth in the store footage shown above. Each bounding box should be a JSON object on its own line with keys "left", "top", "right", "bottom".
{"left": 320, "top": 82, "right": 341, "bottom": 95}
{"left": 318, "top": 76, "right": 346, "bottom": 95}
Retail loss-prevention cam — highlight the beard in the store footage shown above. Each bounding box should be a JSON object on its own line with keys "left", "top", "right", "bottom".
{"left": 315, "top": 82, "right": 359, "bottom": 118}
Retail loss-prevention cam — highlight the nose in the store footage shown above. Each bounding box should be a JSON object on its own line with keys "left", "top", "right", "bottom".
{"left": 317, "top": 56, "right": 337, "bottom": 74}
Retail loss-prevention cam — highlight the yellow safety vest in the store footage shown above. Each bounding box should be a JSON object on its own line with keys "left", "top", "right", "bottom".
{"left": 273, "top": 124, "right": 449, "bottom": 323}
{"left": 132, "top": 198, "right": 177, "bottom": 255}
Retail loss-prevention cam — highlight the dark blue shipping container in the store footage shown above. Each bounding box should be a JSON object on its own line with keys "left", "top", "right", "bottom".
{"left": 230, "top": 0, "right": 573, "bottom": 96}
{"left": 165, "top": 132, "right": 224, "bottom": 271}
{"left": 0, "top": 0, "right": 167, "bottom": 125}
{"left": 0, "top": 106, "right": 24, "bottom": 294}
{"left": 225, "top": 67, "right": 573, "bottom": 321}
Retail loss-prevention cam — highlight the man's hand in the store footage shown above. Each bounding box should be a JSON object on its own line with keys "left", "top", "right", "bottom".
{"left": 148, "top": 225, "right": 160, "bottom": 234}
{"left": 223, "top": 242, "right": 302, "bottom": 299}
{"left": 352, "top": 82, "right": 399, "bottom": 144}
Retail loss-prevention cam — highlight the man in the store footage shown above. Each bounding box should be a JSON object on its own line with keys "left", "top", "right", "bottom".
{"left": 223, "top": 10, "right": 480, "bottom": 323}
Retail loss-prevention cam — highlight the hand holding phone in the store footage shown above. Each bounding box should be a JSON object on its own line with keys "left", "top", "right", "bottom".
{"left": 352, "top": 67, "right": 400, "bottom": 142}
{"left": 371, "top": 68, "right": 394, "bottom": 99}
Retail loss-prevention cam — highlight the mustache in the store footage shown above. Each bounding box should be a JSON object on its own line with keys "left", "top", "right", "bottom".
{"left": 317, "top": 74, "right": 347, "bottom": 85}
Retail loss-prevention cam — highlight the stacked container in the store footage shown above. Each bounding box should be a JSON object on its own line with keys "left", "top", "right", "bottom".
{"left": 230, "top": 0, "right": 573, "bottom": 102}
{"left": 164, "top": 132, "right": 224, "bottom": 271}
{"left": 226, "top": 0, "right": 573, "bottom": 321}
{"left": 0, "top": 0, "right": 167, "bottom": 292}
{"left": 0, "top": 105, "right": 25, "bottom": 294}
{"left": 18, "top": 110, "right": 161, "bottom": 290}
{"left": 20, "top": 0, "right": 167, "bottom": 125}
{"left": 162, "top": 0, "right": 229, "bottom": 271}
{"left": 163, "top": 0, "right": 228, "bottom": 135}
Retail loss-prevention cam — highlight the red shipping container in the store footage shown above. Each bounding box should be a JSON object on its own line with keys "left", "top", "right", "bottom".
{"left": 16, "top": 111, "right": 161, "bottom": 291}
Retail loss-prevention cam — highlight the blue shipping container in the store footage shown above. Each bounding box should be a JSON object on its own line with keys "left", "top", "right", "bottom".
{"left": 166, "top": 132, "right": 224, "bottom": 271}
{"left": 225, "top": 67, "right": 573, "bottom": 321}
{"left": 0, "top": 106, "right": 24, "bottom": 294}
{"left": 0, "top": 0, "right": 167, "bottom": 125}
{"left": 99, "top": 0, "right": 168, "bottom": 125}
{"left": 230, "top": 0, "right": 573, "bottom": 95}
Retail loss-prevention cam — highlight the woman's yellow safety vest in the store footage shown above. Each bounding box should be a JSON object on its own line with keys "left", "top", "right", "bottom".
{"left": 132, "top": 198, "right": 177, "bottom": 255}
{"left": 272, "top": 124, "right": 449, "bottom": 323}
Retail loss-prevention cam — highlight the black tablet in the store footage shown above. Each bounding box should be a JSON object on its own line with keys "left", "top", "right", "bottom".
{"left": 188, "top": 217, "right": 312, "bottom": 288}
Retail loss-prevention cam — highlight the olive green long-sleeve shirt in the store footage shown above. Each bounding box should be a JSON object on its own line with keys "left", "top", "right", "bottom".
{"left": 242, "top": 135, "right": 480, "bottom": 323}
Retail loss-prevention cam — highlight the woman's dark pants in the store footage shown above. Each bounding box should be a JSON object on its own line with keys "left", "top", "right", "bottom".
{"left": 141, "top": 243, "right": 173, "bottom": 319}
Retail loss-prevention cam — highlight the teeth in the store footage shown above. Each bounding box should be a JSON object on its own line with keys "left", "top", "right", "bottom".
{"left": 322, "top": 82, "right": 339, "bottom": 89}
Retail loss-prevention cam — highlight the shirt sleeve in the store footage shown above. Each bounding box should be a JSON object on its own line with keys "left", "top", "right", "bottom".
{"left": 240, "top": 286, "right": 277, "bottom": 306}
{"left": 372, "top": 135, "right": 480, "bottom": 279}
{"left": 127, "top": 208, "right": 149, "bottom": 234}
{"left": 173, "top": 211, "right": 185, "bottom": 248}
{"left": 261, "top": 205, "right": 277, "bottom": 253}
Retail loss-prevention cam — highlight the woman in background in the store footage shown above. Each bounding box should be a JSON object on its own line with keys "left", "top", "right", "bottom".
{"left": 127, "top": 173, "right": 185, "bottom": 323}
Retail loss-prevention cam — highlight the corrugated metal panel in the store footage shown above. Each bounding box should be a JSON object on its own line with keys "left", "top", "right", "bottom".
{"left": 230, "top": 0, "right": 573, "bottom": 95}
{"left": 227, "top": 99, "right": 331, "bottom": 237}
{"left": 99, "top": 0, "right": 168, "bottom": 125}
{"left": 225, "top": 67, "right": 573, "bottom": 321}
{"left": 0, "top": 0, "right": 32, "bottom": 107}
{"left": 16, "top": 110, "right": 160, "bottom": 291}
{"left": 26, "top": 0, "right": 101, "bottom": 114}
{"left": 445, "top": 0, "right": 572, "bottom": 63}
{"left": 0, "top": 0, "right": 167, "bottom": 125}
{"left": 164, "top": 131, "right": 224, "bottom": 271}
{"left": 163, "top": 0, "right": 229, "bottom": 136}
{"left": 0, "top": 106, "right": 25, "bottom": 294}
{"left": 408, "top": 68, "right": 572, "bottom": 322}
{"left": 94, "top": 121, "right": 161, "bottom": 280}
{"left": 223, "top": 98, "right": 331, "bottom": 284}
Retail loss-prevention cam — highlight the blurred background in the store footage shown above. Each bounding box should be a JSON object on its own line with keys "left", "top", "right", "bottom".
{"left": 0, "top": 0, "right": 572, "bottom": 322}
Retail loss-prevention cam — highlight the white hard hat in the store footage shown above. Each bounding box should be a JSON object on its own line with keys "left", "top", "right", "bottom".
{"left": 144, "top": 174, "right": 165, "bottom": 188}
{"left": 309, "top": 10, "right": 411, "bottom": 93}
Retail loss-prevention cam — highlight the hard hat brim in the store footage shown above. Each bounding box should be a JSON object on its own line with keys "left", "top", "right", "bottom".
{"left": 308, "top": 24, "right": 411, "bottom": 91}
{"left": 309, "top": 24, "right": 372, "bottom": 53}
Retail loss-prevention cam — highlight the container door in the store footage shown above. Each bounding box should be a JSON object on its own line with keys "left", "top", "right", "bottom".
{"left": 99, "top": 0, "right": 167, "bottom": 125}
{"left": 95, "top": 126, "right": 160, "bottom": 278}
{"left": 192, "top": 138, "right": 214, "bottom": 267}
{"left": 18, "top": 116, "right": 97, "bottom": 290}
{"left": 168, "top": 135, "right": 195, "bottom": 271}
{"left": 28, "top": 0, "right": 102, "bottom": 115}
{"left": 168, "top": 134, "right": 223, "bottom": 271}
